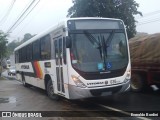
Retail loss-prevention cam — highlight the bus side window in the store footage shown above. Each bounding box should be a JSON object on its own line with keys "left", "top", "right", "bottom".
{"left": 40, "top": 35, "right": 51, "bottom": 60}
{"left": 33, "top": 40, "right": 40, "bottom": 60}
{"left": 22, "top": 47, "right": 27, "bottom": 62}
{"left": 59, "top": 38, "right": 62, "bottom": 65}
{"left": 15, "top": 51, "right": 19, "bottom": 63}
{"left": 29, "top": 44, "right": 33, "bottom": 61}
{"left": 26, "top": 44, "right": 32, "bottom": 62}
{"left": 19, "top": 49, "right": 22, "bottom": 63}
{"left": 54, "top": 40, "right": 58, "bottom": 65}
{"left": 63, "top": 37, "right": 66, "bottom": 64}
{"left": 54, "top": 40, "right": 58, "bottom": 58}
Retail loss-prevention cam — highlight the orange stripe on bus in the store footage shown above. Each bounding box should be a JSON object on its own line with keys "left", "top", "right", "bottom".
{"left": 34, "top": 61, "right": 43, "bottom": 79}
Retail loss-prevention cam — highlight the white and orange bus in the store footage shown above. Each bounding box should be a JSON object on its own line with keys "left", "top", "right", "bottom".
{"left": 14, "top": 17, "right": 131, "bottom": 100}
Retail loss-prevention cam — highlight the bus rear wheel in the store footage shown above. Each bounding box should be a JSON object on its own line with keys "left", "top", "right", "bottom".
{"left": 47, "top": 80, "right": 59, "bottom": 100}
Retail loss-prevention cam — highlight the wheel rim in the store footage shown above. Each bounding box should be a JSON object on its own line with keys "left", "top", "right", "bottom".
{"left": 48, "top": 82, "right": 58, "bottom": 99}
{"left": 48, "top": 84, "right": 54, "bottom": 96}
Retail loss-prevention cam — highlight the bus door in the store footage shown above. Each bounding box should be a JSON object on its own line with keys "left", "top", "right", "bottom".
{"left": 54, "top": 37, "right": 67, "bottom": 96}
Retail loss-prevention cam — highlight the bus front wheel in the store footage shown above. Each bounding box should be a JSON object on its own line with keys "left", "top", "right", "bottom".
{"left": 47, "top": 80, "right": 59, "bottom": 100}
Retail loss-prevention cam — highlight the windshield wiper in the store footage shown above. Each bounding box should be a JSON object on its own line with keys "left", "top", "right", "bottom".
{"left": 99, "top": 30, "right": 115, "bottom": 70}
{"left": 100, "top": 35, "right": 107, "bottom": 70}
{"left": 83, "top": 31, "right": 100, "bottom": 48}
{"left": 83, "top": 31, "right": 114, "bottom": 71}
{"left": 106, "top": 30, "right": 115, "bottom": 47}
{"left": 84, "top": 31, "right": 103, "bottom": 59}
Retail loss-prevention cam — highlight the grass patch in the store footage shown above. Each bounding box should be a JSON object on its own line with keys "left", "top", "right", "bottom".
{"left": 0, "top": 76, "right": 5, "bottom": 80}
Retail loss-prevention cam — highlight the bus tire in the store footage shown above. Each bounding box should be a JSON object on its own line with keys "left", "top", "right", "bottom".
{"left": 47, "top": 80, "right": 59, "bottom": 100}
{"left": 22, "top": 74, "right": 30, "bottom": 87}
{"left": 131, "top": 73, "right": 145, "bottom": 92}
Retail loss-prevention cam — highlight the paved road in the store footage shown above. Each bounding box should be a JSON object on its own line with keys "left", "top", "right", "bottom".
{"left": 0, "top": 72, "right": 160, "bottom": 120}
{"left": 91, "top": 90, "right": 160, "bottom": 111}
{"left": 0, "top": 78, "right": 123, "bottom": 120}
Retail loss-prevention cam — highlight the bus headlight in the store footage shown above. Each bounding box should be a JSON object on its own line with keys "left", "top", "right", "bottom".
{"left": 124, "top": 70, "right": 131, "bottom": 83}
{"left": 71, "top": 75, "right": 87, "bottom": 88}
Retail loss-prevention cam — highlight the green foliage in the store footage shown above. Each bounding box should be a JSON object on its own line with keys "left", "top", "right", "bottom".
{"left": 67, "top": 0, "right": 142, "bottom": 39}
{"left": 22, "top": 33, "right": 33, "bottom": 42}
{"left": 7, "top": 33, "right": 35, "bottom": 55}
{"left": 7, "top": 40, "right": 21, "bottom": 55}
{"left": 0, "top": 31, "right": 8, "bottom": 59}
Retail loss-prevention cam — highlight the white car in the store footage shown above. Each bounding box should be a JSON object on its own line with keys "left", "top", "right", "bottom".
{"left": 8, "top": 66, "right": 16, "bottom": 76}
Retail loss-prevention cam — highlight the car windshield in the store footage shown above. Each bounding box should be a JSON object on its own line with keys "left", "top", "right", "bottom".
{"left": 70, "top": 31, "right": 128, "bottom": 72}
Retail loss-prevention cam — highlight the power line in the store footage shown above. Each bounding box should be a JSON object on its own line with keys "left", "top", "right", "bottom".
{"left": 143, "top": 10, "right": 160, "bottom": 16}
{"left": 7, "top": 0, "right": 36, "bottom": 33}
{"left": 10, "top": 0, "right": 40, "bottom": 32}
{"left": 137, "top": 17, "right": 160, "bottom": 25}
{"left": 136, "top": 10, "right": 160, "bottom": 19}
{"left": 15, "top": 0, "right": 45, "bottom": 36}
{"left": 1, "top": 0, "right": 33, "bottom": 32}
{"left": 0, "top": 0, "right": 16, "bottom": 25}
{"left": 16, "top": 0, "right": 36, "bottom": 22}
{"left": 137, "top": 18, "right": 160, "bottom": 26}
{"left": 136, "top": 10, "right": 160, "bottom": 26}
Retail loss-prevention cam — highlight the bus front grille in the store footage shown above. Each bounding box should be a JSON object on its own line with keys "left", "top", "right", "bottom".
{"left": 90, "top": 86, "right": 122, "bottom": 96}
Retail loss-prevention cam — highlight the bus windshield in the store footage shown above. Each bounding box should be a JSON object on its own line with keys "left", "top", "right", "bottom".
{"left": 70, "top": 31, "right": 128, "bottom": 72}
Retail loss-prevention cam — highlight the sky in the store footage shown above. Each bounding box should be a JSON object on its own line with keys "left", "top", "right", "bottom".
{"left": 0, "top": 0, "right": 160, "bottom": 42}
{"left": 135, "top": 0, "right": 160, "bottom": 34}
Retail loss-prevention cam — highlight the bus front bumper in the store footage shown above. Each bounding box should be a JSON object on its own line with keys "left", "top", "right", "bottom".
{"left": 68, "top": 81, "right": 130, "bottom": 99}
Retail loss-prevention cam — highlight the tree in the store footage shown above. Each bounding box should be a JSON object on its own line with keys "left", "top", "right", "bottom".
{"left": 22, "top": 33, "right": 35, "bottom": 43}
{"left": 7, "top": 33, "right": 35, "bottom": 56}
{"left": 67, "top": 0, "right": 142, "bottom": 39}
{"left": 7, "top": 40, "right": 21, "bottom": 55}
{"left": 0, "top": 31, "right": 8, "bottom": 59}
{"left": 0, "top": 31, "right": 8, "bottom": 76}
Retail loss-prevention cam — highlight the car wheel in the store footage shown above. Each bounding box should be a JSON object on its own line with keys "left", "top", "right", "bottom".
{"left": 47, "top": 80, "right": 59, "bottom": 100}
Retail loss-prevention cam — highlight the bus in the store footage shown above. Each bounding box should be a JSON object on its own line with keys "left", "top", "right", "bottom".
{"left": 14, "top": 17, "right": 131, "bottom": 100}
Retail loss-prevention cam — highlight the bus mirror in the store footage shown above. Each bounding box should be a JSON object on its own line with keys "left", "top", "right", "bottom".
{"left": 66, "top": 37, "right": 71, "bottom": 48}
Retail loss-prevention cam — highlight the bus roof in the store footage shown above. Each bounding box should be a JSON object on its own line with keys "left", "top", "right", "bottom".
{"left": 14, "top": 17, "right": 122, "bottom": 51}
{"left": 14, "top": 21, "right": 65, "bottom": 51}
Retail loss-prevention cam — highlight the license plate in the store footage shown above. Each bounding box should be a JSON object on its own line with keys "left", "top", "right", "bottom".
{"left": 110, "top": 79, "right": 120, "bottom": 85}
